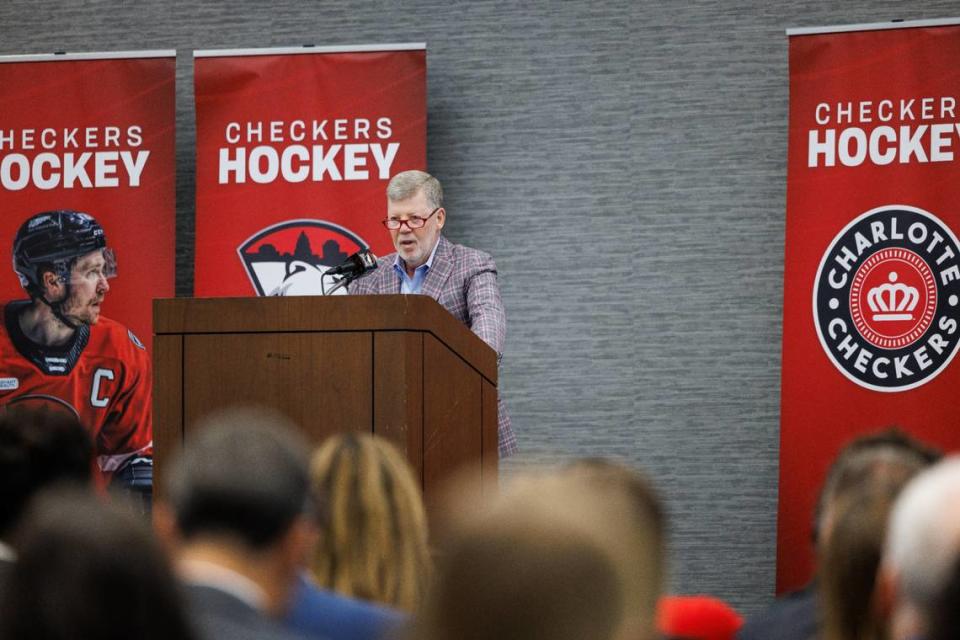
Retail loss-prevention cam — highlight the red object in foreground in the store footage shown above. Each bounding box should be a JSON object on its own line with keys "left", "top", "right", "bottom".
{"left": 656, "top": 595, "right": 744, "bottom": 640}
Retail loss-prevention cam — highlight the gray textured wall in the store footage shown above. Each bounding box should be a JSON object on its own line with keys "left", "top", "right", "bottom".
{"left": 3, "top": 0, "right": 958, "bottom": 614}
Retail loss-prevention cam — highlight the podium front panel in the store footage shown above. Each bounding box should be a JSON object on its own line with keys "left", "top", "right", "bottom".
{"left": 374, "top": 332, "right": 424, "bottom": 480}
{"left": 182, "top": 332, "right": 372, "bottom": 443}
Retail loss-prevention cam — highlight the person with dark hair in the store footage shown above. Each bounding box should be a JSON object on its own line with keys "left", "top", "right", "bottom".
{"left": 813, "top": 429, "right": 940, "bottom": 547}
{"left": 0, "top": 487, "right": 196, "bottom": 640}
{"left": 0, "top": 210, "right": 153, "bottom": 498}
{"left": 0, "top": 405, "right": 93, "bottom": 584}
{"left": 738, "top": 428, "right": 939, "bottom": 640}
{"left": 156, "top": 407, "right": 318, "bottom": 640}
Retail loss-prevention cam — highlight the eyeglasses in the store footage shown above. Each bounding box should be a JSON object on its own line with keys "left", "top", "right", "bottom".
{"left": 381, "top": 207, "right": 440, "bottom": 231}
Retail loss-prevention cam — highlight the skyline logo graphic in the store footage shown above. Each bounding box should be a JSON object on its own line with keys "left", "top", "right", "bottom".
{"left": 237, "top": 219, "right": 368, "bottom": 296}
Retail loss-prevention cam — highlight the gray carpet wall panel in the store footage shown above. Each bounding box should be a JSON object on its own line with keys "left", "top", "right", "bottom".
{"left": 3, "top": 0, "right": 957, "bottom": 614}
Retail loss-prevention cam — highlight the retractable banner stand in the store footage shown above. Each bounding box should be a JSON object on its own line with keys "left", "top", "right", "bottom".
{"left": 193, "top": 44, "right": 426, "bottom": 297}
{"left": 0, "top": 51, "right": 176, "bottom": 346}
{"left": 781, "top": 19, "right": 960, "bottom": 592}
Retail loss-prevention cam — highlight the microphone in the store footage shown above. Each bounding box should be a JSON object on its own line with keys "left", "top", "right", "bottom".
{"left": 323, "top": 249, "right": 378, "bottom": 295}
{"left": 327, "top": 249, "right": 378, "bottom": 279}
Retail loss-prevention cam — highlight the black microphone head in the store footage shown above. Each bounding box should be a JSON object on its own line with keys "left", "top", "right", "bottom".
{"left": 358, "top": 249, "right": 378, "bottom": 271}
{"left": 329, "top": 249, "right": 378, "bottom": 277}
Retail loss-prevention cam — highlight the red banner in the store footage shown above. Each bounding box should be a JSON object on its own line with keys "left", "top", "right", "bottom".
{"left": 781, "top": 21, "right": 960, "bottom": 592}
{"left": 0, "top": 52, "right": 175, "bottom": 345}
{"left": 193, "top": 45, "right": 426, "bottom": 297}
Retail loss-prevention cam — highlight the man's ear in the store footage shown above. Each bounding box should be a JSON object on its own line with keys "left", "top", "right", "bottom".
{"left": 40, "top": 269, "right": 65, "bottom": 300}
{"left": 280, "top": 516, "right": 319, "bottom": 570}
{"left": 436, "top": 207, "right": 446, "bottom": 230}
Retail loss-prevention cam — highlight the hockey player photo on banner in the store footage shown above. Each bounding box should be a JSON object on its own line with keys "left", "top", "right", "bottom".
{"left": 779, "top": 20, "right": 960, "bottom": 592}
{"left": 193, "top": 44, "right": 426, "bottom": 297}
{"left": 0, "top": 51, "right": 175, "bottom": 496}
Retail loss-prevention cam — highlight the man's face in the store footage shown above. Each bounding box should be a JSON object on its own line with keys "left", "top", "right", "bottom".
{"left": 58, "top": 249, "right": 111, "bottom": 325}
{"left": 387, "top": 188, "right": 445, "bottom": 270}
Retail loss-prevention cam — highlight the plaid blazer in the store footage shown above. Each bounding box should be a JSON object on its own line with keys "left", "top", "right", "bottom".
{"left": 350, "top": 235, "right": 517, "bottom": 456}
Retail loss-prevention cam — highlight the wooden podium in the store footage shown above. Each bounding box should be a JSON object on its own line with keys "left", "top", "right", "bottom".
{"left": 152, "top": 295, "right": 498, "bottom": 501}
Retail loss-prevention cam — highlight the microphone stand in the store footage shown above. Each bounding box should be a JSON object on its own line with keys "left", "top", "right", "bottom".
{"left": 324, "top": 273, "right": 353, "bottom": 296}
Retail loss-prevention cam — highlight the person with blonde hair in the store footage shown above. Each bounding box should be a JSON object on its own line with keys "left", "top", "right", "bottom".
{"left": 310, "top": 433, "right": 429, "bottom": 610}
{"left": 285, "top": 433, "right": 428, "bottom": 640}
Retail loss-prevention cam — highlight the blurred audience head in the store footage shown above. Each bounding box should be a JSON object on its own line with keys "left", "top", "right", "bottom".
{"left": 0, "top": 405, "right": 93, "bottom": 540}
{"left": 160, "top": 406, "right": 313, "bottom": 615}
{"left": 564, "top": 457, "right": 666, "bottom": 631}
{"left": 880, "top": 456, "right": 960, "bottom": 640}
{"left": 0, "top": 487, "right": 195, "bottom": 640}
{"left": 165, "top": 407, "right": 310, "bottom": 549}
{"left": 818, "top": 483, "right": 898, "bottom": 640}
{"left": 814, "top": 428, "right": 940, "bottom": 548}
{"left": 413, "top": 473, "right": 627, "bottom": 640}
{"left": 308, "top": 432, "right": 429, "bottom": 611}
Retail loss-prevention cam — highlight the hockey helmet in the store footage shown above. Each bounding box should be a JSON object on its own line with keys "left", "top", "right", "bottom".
{"left": 12, "top": 210, "right": 116, "bottom": 295}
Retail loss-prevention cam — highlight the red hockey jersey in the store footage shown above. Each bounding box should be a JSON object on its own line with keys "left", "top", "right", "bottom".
{"left": 0, "top": 301, "right": 153, "bottom": 483}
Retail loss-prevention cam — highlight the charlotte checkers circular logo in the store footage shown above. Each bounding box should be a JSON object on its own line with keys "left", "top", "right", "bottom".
{"left": 813, "top": 205, "right": 960, "bottom": 392}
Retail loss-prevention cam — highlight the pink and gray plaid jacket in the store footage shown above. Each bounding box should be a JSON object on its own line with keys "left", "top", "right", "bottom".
{"left": 350, "top": 235, "right": 517, "bottom": 456}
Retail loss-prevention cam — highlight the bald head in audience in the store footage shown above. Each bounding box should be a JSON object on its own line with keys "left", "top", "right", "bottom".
{"left": 879, "top": 456, "right": 960, "bottom": 640}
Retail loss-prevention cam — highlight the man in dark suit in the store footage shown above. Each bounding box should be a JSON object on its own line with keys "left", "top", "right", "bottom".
{"left": 350, "top": 169, "right": 517, "bottom": 455}
{"left": 156, "top": 408, "right": 319, "bottom": 640}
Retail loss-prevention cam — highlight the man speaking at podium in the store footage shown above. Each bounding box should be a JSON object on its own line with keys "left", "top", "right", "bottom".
{"left": 350, "top": 170, "right": 517, "bottom": 456}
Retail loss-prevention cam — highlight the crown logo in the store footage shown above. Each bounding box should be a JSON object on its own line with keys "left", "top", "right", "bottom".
{"left": 867, "top": 272, "right": 919, "bottom": 321}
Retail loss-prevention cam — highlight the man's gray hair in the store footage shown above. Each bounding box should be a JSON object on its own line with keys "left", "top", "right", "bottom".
{"left": 884, "top": 456, "right": 960, "bottom": 612}
{"left": 387, "top": 170, "right": 443, "bottom": 209}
